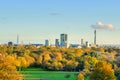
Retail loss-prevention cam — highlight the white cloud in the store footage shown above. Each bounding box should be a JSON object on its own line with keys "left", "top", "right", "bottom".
{"left": 91, "top": 22, "right": 116, "bottom": 30}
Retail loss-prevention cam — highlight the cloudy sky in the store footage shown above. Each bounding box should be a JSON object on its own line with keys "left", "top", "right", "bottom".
{"left": 0, "top": 0, "right": 120, "bottom": 44}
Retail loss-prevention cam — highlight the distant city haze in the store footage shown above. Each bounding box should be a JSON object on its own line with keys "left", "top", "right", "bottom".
{"left": 0, "top": 0, "right": 120, "bottom": 44}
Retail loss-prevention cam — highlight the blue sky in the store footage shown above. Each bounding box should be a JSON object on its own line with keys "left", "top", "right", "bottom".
{"left": 0, "top": 0, "right": 120, "bottom": 44}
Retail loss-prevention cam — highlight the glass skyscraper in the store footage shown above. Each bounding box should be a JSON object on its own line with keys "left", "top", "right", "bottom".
{"left": 60, "top": 34, "right": 68, "bottom": 47}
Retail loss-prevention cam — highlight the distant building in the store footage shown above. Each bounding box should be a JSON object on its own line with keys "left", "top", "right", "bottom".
{"left": 60, "top": 34, "right": 68, "bottom": 47}
{"left": 81, "top": 38, "right": 86, "bottom": 46}
{"left": 90, "top": 43, "right": 97, "bottom": 48}
{"left": 81, "top": 38, "right": 83, "bottom": 45}
{"left": 45, "top": 40, "right": 50, "bottom": 46}
{"left": 55, "top": 39, "right": 59, "bottom": 47}
{"left": 70, "top": 44, "right": 81, "bottom": 48}
{"left": 8, "top": 41, "right": 13, "bottom": 46}
{"left": 31, "top": 44, "right": 44, "bottom": 47}
{"left": 17, "top": 34, "right": 19, "bottom": 45}
{"left": 94, "top": 30, "right": 96, "bottom": 45}
{"left": 81, "top": 38, "right": 86, "bottom": 48}
{"left": 86, "top": 41, "right": 89, "bottom": 47}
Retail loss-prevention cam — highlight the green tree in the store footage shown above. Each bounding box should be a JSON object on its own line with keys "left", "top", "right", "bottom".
{"left": 115, "top": 68, "right": 120, "bottom": 80}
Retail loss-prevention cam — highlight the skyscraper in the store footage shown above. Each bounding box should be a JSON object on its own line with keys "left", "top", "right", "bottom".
{"left": 45, "top": 39, "right": 50, "bottom": 46}
{"left": 60, "top": 34, "right": 68, "bottom": 47}
{"left": 17, "top": 34, "right": 19, "bottom": 45}
{"left": 86, "top": 41, "right": 89, "bottom": 47}
{"left": 81, "top": 38, "right": 85, "bottom": 45}
{"left": 55, "top": 39, "right": 59, "bottom": 47}
{"left": 94, "top": 30, "right": 96, "bottom": 45}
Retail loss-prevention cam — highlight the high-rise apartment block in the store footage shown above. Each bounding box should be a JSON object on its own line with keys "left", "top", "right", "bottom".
{"left": 60, "top": 34, "right": 68, "bottom": 47}
{"left": 55, "top": 39, "right": 59, "bottom": 47}
{"left": 81, "top": 38, "right": 85, "bottom": 45}
{"left": 17, "top": 34, "right": 19, "bottom": 45}
{"left": 45, "top": 39, "right": 50, "bottom": 46}
{"left": 86, "top": 41, "right": 89, "bottom": 47}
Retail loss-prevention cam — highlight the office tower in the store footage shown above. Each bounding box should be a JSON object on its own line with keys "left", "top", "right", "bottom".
{"left": 81, "top": 38, "right": 85, "bottom": 45}
{"left": 45, "top": 39, "right": 50, "bottom": 46}
{"left": 55, "top": 39, "right": 59, "bottom": 47}
{"left": 94, "top": 30, "right": 96, "bottom": 45}
{"left": 86, "top": 41, "right": 89, "bottom": 47}
{"left": 60, "top": 34, "right": 68, "bottom": 47}
{"left": 17, "top": 34, "right": 19, "bottom": 45}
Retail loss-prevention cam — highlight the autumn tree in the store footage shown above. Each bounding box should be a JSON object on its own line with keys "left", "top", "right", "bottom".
{"left": 7, "top": 46, "right": 13, "bottom": 54}
{"left": 0, "top": 54, "right": 22, "bottom": 80}
{"left": 0, "top": 45, "right": 7, "bottom": 54}
{"left": 17, "top": 57, "right": 27, "bottom": 71}
{"left": 90, "top": 61, "right": 116, "bottom": 80}
{"left": 65, "top": 60, "right": 78, "bottom": 71}
{"left": 37, "top": 55, "right": 43, "bottom": 65}
{"left": 6, "top": 54, "right": 20, "bottom": 68}
{"left": 77, "top": 73, "right": 84, "bottom": 80}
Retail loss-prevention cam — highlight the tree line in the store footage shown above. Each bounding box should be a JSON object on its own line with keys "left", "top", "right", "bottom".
{"left": 0, "top": 45, "right": 120, "bottom": 80}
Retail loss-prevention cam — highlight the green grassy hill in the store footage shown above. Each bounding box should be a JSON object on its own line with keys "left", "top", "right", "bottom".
{"left": 21, "top": 68, "right": 79, "bottom": 80}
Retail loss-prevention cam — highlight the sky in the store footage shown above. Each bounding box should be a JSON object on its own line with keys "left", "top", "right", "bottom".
{"left": 0, "top": 0, "right": 120, "bottom": 45}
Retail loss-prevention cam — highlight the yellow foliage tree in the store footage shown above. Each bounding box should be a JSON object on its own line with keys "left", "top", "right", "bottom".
{"left": 0, "top": 54, "right": 22, "bottom": 80}
{"left": 90, "top": 61, "right": 116, "bottom": 80}
{"left": 77, "top": 73, "right": 84, "bottom": 80}
{"left": 37, "top": 55, "right": 43, "bottom": 65}
{"left": 17, "top": 57, "right": 27, "bottom": 71}
{"left": 75, "top": 49, "right": 83, "bottom": 57}
{"left": 24, "top": 54, "right": 35, "bottom": 67}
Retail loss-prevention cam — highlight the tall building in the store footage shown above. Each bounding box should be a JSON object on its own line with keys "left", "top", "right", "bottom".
{"left": 81, "top": 38, "right": 85, "bottom": 45}
{"left": 45, "top": 39, "right": 50, "bottom": 46}
{"left": 55, "top": 39, "right": 59, "bottom": 47}
{"left": 94, "top": 30, "right": 96, "bottom": 45}
{"left": 86, "top": 41, "right": 89, "bottom": 47}
{"left": 17, "top": 34, "right": 19, "bottom": 45}
{"left": 60, "top": 34, "right": 68, "bottom": 47}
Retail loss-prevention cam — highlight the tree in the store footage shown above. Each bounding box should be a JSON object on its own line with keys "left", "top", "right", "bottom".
{"left": 15, "top": 45, "right": 25, "bottom": 52}
{"left": 37, "top": 55, "right": 43, "bottom": 65}
{"left": 90, "top": 61, "right": 116, "bottom": 80}
{"left": 77, "top": 73, "right": 84, "bottom": 80}
{"left": 50, "top": 60, "right": 63, "bottom": 70}
{"left": 43, "top": 51, "right": 51, "bottom": 62}
{"left": 76, "top": 58, "right": 84, "bottom": 71}
{"left": 0, "top": 54, "right": 22, "bottom": 80}
{"left": 7, "top": 46, "right": 13, "bottom": 54}
{"left": 74, "top": 49, "right": 83, "bottom": 57}
{"left": 17, "top": 57, "right": 27, "bottom": 71}
{"left": 115, "top": 68, "right": 120, "bottom": 80}
{"left": 0, "top": 45, "right": 7, "bottom": 54}
{"left": 65, "top": 60, "right": 78, "bottom": 71}
{"left": 24, "top": 54, "right": 35, "bottom": 67}
{"left": 6, "top": 55, "right": 21, "bottom": 68}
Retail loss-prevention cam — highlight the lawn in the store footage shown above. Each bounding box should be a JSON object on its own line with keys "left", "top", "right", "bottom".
{"left": 20, "top": 68, "right": 79, "bottom": 80}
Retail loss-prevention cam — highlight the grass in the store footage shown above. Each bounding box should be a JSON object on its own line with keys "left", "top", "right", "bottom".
{"left": 20, "top": 68, "right": 79, "bottom": 80}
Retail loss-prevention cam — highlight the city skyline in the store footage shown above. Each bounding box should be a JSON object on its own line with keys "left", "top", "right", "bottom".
{"left": 0, "top": 0, "right": 120, "bottom": 44}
